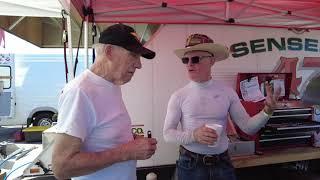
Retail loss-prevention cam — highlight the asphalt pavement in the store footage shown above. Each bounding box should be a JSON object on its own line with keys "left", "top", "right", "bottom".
{"left": 0, "top": 126, "right": 22, "bottom": 142}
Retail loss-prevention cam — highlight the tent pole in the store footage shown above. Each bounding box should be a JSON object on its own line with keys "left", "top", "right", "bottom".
{"left": 233, "top": 0, "right": 255, "bottom": 19}
{"left": 139, "top": 0, "right": 224, "bottom": 21}
{"left": 84, "top": 16, "right": 89, "bottom": 69}
{"left": 140, "top": 24, "right": 148, "bottom": 43}
{"left": 237, "top": 13, "right": 284, "bottom": 22}
{"left": 67, "top": 14, "right": 74, "bottom": 80}
{"left": 8, "top": 17, "right": 25, "bottom": 30}
{"left": 225, "top": 1, "right": 230, "bottom": 20}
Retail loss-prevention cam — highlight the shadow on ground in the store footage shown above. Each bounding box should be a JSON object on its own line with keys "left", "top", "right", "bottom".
{"left": 0, "top": 126, "right": 22, "bottom": 142}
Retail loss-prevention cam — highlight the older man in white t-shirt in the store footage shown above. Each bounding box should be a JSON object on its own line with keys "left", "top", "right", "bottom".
{"left": 53, "top": 24, "right": 157, "bottom": 180}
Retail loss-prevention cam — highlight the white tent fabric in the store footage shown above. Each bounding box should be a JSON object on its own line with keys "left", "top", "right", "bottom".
{"left": 0, "top": 0, "right": 62, "bottom": 17}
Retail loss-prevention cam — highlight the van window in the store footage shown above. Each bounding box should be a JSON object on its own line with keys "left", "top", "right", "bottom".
{"left": 0, "top": 66, "right": 11, "bottom": 89}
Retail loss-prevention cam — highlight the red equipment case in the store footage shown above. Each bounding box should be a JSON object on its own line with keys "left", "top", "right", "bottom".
{"left": 234, "top": 73, "right": 320, "bottom": 151}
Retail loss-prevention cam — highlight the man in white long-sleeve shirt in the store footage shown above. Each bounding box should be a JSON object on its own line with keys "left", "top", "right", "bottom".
{"left": 163, "top": 34, "right": 279, "bottom": 180}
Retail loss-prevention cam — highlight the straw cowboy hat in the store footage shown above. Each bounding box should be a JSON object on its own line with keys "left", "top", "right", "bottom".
{"left": 174, "top": 34, "right": 229, "bottom": 61}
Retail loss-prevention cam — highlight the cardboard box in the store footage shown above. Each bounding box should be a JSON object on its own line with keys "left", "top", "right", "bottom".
{"left": 42, "top": 126, "right": 57, "bottom": 149}
{"left": 228, "top": 136, "right": 255, "bottom": 156}
{"left": 22, "top": 126, "right": 50, "bottom": 142}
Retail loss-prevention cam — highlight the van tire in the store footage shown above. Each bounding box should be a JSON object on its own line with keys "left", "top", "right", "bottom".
{"left": 32, "top": 112, "right": 54, "bottom": 126}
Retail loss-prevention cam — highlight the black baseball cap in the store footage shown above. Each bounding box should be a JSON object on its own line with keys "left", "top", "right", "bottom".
{"left": 99, "top": 24, "right": 156, "bottom": 59}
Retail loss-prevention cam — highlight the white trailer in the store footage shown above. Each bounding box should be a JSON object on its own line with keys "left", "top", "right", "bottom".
{"left": 0, "top": 54, "right": 71, "bottom": 126}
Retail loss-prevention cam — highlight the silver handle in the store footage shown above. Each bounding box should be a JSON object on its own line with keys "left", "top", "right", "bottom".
{"left": 274, "top": 108, "right": 312, "bottom": 112}
{"left": 277, "top": 125, "right": 320, "bottom": 130}
{"left": 271, "top": 113, "right": 312, "bottom": 118}
{"left": 260, "top": 135, "right": 311, "bottom": 142}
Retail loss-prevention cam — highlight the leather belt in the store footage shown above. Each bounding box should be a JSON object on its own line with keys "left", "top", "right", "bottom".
{"left": 179, "top": 146, "right": 228, "bottom": 166}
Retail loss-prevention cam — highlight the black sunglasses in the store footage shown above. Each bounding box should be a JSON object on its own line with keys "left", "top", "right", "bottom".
{"left": 181, "top": 55, "right": 213, "bottom": 64}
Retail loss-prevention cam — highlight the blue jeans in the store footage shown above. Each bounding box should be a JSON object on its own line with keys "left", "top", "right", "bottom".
{"left": 177, "top": 147, "right": 237, "bottom": 180}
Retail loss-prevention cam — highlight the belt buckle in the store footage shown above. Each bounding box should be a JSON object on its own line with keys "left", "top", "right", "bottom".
{"left": 202, "top": 155, "right": 215, "bottom": 165}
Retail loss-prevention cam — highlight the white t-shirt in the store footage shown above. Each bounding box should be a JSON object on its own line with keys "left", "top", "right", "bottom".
{"left": 56, "top": 69, "right": 136, "bottom": 180}
{"left": 163, "top": 79, "right": 269, "bottom": 155}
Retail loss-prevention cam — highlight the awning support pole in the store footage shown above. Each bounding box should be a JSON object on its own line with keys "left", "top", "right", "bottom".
{"left": 84, "top": 14, "right": 89, "bottom": 69}
{"left": 67, "top": 14, "right": 75, "bottom": 80}
{"left": 9, "top": 17, "right": 25, "bottom": 30}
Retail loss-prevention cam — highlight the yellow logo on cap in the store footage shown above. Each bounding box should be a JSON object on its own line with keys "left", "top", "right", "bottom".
{"left": 131, "top": 32, "right": 140, "bottom": 41}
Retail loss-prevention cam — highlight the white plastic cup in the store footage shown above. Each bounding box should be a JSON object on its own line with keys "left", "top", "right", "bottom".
{"left": 205, "top": 124, "right": 223, "bottom": 147}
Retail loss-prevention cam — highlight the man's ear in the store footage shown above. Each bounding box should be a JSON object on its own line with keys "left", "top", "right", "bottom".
{"left": 210, "top": 58, "right": 215, "bottom": 66}
{"left": 104, "top": 45, "right": 113, "bottom": 60}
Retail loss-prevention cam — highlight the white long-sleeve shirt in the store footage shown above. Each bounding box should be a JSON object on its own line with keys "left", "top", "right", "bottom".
{"left": 163, "top": 79, "right": 269, "bottom": 155}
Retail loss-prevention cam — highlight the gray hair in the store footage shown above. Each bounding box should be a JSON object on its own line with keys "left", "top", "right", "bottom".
{"left": 93, "top": 43, "right": 126, "bottom": 57}
{"left": 92, "top": 43, "right": 107, "bottom": 57}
